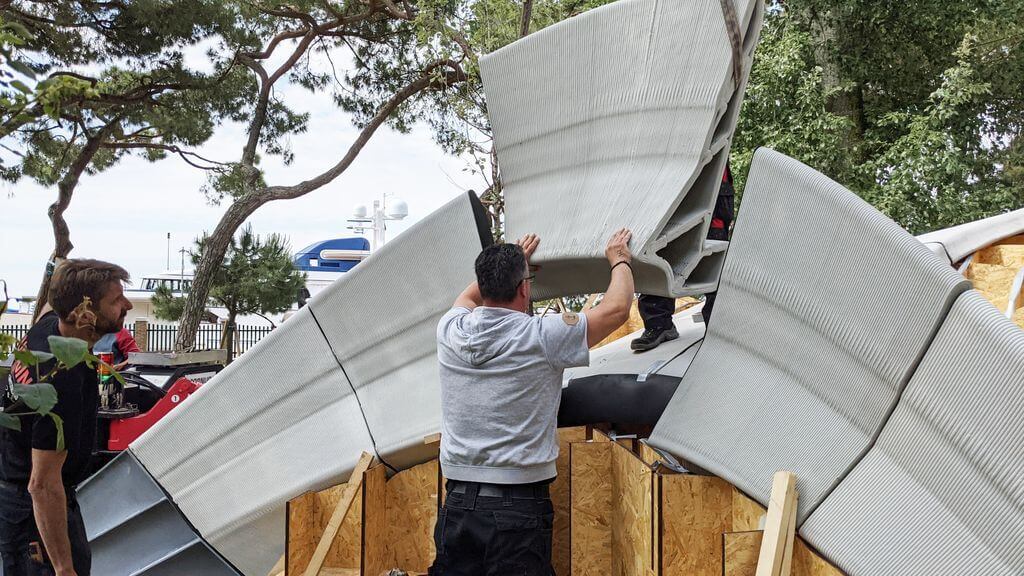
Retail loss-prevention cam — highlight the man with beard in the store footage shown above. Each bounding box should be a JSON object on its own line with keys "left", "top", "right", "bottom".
{"left": 1, "top": 259, "right": 132, "bottom": 576}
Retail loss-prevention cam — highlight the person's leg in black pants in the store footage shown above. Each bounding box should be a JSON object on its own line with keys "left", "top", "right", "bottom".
{"left": 631, "top": 295, "right": 678, "bottom": 352}
{"left": 429, "top": 482, "right": 554, "bottom": 576}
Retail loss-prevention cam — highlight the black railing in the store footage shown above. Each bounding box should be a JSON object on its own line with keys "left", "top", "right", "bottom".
{"left": 0, "top": 323, "right": 273, "bottom": 354}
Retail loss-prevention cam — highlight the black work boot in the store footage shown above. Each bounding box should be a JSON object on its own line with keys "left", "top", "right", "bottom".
{"left": 630, "top": 326, "right": 679, "bottom": 352}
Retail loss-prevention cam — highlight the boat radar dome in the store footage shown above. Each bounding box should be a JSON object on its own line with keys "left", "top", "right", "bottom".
{"left": 387, "top": 199, "right": 409, "bottom": 220}
{"left": 353, "top": 204, "right": 368, "bottom": 219}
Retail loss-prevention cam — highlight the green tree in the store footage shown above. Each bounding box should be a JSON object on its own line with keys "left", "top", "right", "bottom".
{"left": 154, "top": 225, "right": 306, "bottom": 362}
{"left": 173, "top": 0, "right": 474, "bottom": 350}
{"left": 732, "top": 0, "right": 1024, "bottom": 234}
{"left": 0, "top": 2, "right": 251, "bottom": 315}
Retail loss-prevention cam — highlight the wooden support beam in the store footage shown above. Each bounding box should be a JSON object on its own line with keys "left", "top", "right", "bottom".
{"left": 303, "top": 452, "right": 375, "bottom": 576}
{"left": 755, "top": 471, "right": 797, "bottom": 576}
{"left": 780, "top": 493, "right": 798, "bottom": 576}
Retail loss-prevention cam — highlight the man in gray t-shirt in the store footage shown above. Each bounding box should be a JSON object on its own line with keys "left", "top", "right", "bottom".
{"left": 430, "top": 229, "right": 635, "bottom": 576}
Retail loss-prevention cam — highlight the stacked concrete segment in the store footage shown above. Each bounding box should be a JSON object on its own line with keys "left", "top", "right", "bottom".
{"left": 78, "top": 192, "right": 491, "bottom": 576}
{"left": 481, "top": 0, "right": 764, "bottom": 299}
{"left": 802, "top": 291, "right": 1024, "bottom": 575}
{"left": 648, "top": 148, "right": 971, "bottom": 523}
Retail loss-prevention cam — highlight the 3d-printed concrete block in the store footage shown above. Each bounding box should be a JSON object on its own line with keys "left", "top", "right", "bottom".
{"left": 802, "top": 291, "right": 1024, "bottom": 575}
{"left": 648, "top": 148, "right": 970, "bottom": 524}
{"left": 122, "top": 192, "right": 490, "bottom": 576}
{"left": 481, "top": 0, "right": 764, "bottom": 299}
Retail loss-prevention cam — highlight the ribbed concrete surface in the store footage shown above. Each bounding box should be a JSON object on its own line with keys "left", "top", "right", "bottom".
{"left": 802, "top": 291, "right": 1024, "bottom": 575}
{"left": 309, "top": 191, "right": 489, "bottom": 469}
{"left": 649, "top": 148, "right": 970, "bottom": 523}
{"left": 128, "top": 192, "right": 490, "bottom": 575}
{"left": 482, "top": 0, "right": 763, "bottom": 299}
{"left": 130, "top": 304, "right": 374, "bottom": 576}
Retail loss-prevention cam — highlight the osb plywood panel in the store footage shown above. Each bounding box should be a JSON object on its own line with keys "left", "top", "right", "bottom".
{"left": 967, "top": 262, "right": 1018, "bottom": 311}
{"left": 385, "top": 460, "right": 440, "bottom": 573}
{"left": 611, "top": 443, "right": 654, "bottom": 576}
{"left": 660, "top": 475, "right": 733, "bottom": 576}
{"left": 723, "top": 531, "right": 844, "bottom": 576}
{"left": 723, "top": 531, "right": 761, "bottom": 576}
{"left": 571, "top": 441, "right": 613, "bottom": 576}
{"left": 731, "top": 488, "right": 766, "bottom": 532}
{"left": 556, "top": 427, "right": 589, "bottom": 576}
{"left": 362, "top": 465, "right": 388, "bottom": 575}
{"left": 972, "top": 236, "right": 1024, "bottom": 267}
{"left": 286, "top": 484, "right": 361, "bottom": 575}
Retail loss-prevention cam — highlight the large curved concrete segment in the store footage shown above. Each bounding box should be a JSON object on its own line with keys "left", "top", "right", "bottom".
{"left": 649, "top": 149, "right": 970, "bottom": 523}
{"left": 307, "top": 191, "right": 491, "bottom": 469}
{"left": 120, "top": 192, "right": 490, "bottom": 576}
{"left": 481, "top": 0, "right": 763, "bottom": 299}
{"left": 917, "top": 207, "right": 1024, "bottom": 265}
{"left": 77, "top": 451, "right": 239, "bottom": 575}
{"left": 803, "top": 291, "right": 1024, "bottom": 575}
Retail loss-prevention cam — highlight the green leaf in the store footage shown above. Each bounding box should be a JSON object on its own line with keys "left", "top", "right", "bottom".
{"left": 12, "top": 383, "right": 58, "bottom": 415}
{"left": 49, "top": 414, "right": 64, "bottom": 451}
{"left": 8, "top": 61, "right": 35, "bottom": 79}
{"left": 14, "top": 350, "right": 38, "bottom": 366}
{"left": 10, "top": 80, "right": 31, "bottom": 94}
{"left": 0, "top": 412, "right": 20, "bottom": 432}
{"left": 14, "top": 350, "right": 54, "bottom": 367}
{"left": 47, "top": 336, "right": 88, "bottom": 368}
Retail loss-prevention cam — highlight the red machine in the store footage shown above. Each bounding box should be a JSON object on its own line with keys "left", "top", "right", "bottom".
{"left": 93, "top": 351, "right": 224, "bottom": 466}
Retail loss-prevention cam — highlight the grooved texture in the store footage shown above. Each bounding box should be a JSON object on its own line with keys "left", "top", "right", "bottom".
{"left": 802, "top": 291, "right": 1024, "bottom": 576}
{"left": 77, "top": 451, "right": 238, "bottom": 576}
{"left": 124, "top": 192, "right": 489, "bottom": 575}
{"left": 130, "top": 303, "right": 374, "bottom": 576}
{"left": 648, "top": 148, "right": 970, "bottom": 524}
{"left": 481, "top": 0, "right": 763, "bottom": 299}
{"left": 917, "top": 206, "right": 1024, "bottom": 264}
{"left": 308, "top": 192, "right": 487, "bottom": 469}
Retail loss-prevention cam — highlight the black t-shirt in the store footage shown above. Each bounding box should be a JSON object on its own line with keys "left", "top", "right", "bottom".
{"left": 1, "top": 313, "right": 99, "bottom": 487}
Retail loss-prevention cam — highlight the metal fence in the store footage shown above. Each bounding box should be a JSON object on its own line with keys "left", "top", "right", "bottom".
{"left": 1, "top": 323, "right": 273, "bottom": 355}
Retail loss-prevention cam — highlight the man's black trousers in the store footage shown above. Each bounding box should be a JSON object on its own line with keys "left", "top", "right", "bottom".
{"left": 429, "top": 480, "right": 555, "bottom": 576}
{"left": 0, "top": 479, "right": 91, "bottom": 576}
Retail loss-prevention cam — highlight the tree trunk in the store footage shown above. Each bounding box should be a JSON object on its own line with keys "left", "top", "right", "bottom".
{"left": 31, "top": 122, "right": 120, "bottom": 322}
{"left": 807, "top": 8, "right": 866, "bottom": 168}
{"left": 174, "top": 62, "right": 464, "bottom": 350}
{"left": 175, "top": 198, "right": 259, "bottom": 350}
{"left": 220, "top": 310, "right": 237, "bottom": 364}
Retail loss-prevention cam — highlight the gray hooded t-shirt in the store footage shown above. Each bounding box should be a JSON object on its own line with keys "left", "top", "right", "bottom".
{"left": 437, "top": 306, "right": 589, "bottom": 484}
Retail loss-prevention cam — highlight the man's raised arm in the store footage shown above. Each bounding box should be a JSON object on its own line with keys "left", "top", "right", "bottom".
{"left": 584, "top": 229, "right": 635, "bottom": 347}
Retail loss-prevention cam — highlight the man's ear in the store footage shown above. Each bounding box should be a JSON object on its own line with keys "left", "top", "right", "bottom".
{"left": 517, "top": 280, "right": 529, "bottom": 301}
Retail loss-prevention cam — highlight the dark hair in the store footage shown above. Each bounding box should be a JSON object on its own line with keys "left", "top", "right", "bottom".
{"left": 475, "top": 243, "right": 527, "bottom": 303}
{"left": 49, "top": 259, "right": 130, "bottom": 320}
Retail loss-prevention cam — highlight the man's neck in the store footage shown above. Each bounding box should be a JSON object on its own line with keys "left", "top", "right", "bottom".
{"left": 481, "top": 300, "right": 527, "bottom": 314}
{"left": 58, "top": 319, "right": 98, "bottom": 347}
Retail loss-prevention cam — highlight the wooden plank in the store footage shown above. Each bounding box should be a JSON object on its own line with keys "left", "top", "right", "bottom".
{"left": 723, "top": 531, "right": 761, "bottom": 576}
{"left": 611, "top": 440, "right": 654, "bottom": 576}
{"left": 660, "top": 474, "right": 733, "bottom": 576}
{"left": 732, "top": 488, "right": 767, "bottom": 532}
{"left": 287, "top": 492, "right": 317, "bottom": 576}
{"left": 638, "top": 442, "right": 663, "bottom": 468}
{"left": 724, "top": 531, "right": 845, "bottom": 576}
{"left": 570, "top": 441, "right": 613, "bottom": 575}
{"left": 303, "top": 452, "right": 375, "bottom": 576}
{"left": 361, "top": 464, "right": 388, "bottom": 575}
{"left": 791, "top": 538, "right": 845, "bottom": 576}
{"left": 754, "top": 472, "right": 796, "bottom": 576}
{"left": 780, "top": 493, "right": 798, "bottom": 576}
{"left": 385, "top": 459, "right": 441, "bottom": 573}
{"left": 554, "top": 427, "right": 588, "bottom": 576}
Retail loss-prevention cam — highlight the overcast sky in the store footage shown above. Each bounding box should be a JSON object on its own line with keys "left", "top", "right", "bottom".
{"left": 1, "top": 75, "right": 481, "bottom": 299}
